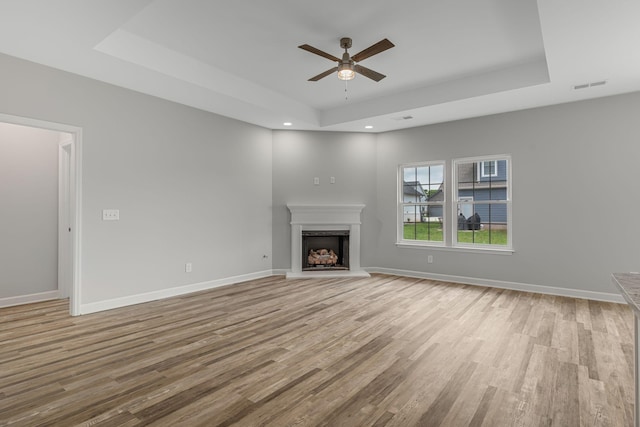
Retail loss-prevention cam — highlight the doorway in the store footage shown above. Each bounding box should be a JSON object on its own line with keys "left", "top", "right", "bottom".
{"left": 58, "top": 135, "right": 72, "bottom": 299}
{"left": 0, "top": 113, "right": 82, "bottom": 316}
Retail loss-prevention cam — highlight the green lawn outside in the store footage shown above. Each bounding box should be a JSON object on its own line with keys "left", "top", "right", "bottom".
{"left": 403, "top": 222, "right": 443, "bottom": 242}
{"left": 403, "top": 222, "right": 508, "bottom": 245}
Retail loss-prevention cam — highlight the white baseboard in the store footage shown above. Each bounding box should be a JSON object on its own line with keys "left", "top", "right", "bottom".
{"left": 70, "top": 266, "right": 626, "bottom": 315}
{"left": 79, "top": 270, "right": 275, "bottom": 315}
{"left": 365, "top": 267, "right": 626, "bottom": 304}
{"left": 0, "top": 290, "right": 60, "bottom": 308}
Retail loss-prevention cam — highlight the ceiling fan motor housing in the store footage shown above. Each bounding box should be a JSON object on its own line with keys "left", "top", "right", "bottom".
{"left": 341, "top": 52, "right": 353, "bottom": 66}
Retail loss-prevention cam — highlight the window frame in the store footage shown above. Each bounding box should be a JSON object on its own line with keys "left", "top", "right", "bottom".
{"left": 396, "top": 155, "right": 513, "bottom": 254}
{"left": 397, "top": 160, "right": 446, "bottom": 246}
{"left": 453, "top": 155, "right": 512, "bottom": 250}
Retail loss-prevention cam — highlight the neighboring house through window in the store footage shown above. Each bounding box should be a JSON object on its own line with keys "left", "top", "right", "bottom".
{"left": 454, "top": 156, "right": 511, "bottom": 248}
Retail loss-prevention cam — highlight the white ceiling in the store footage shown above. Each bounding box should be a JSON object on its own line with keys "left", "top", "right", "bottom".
{"left": 0, "top": 0, "right": 639, "bottom": 133}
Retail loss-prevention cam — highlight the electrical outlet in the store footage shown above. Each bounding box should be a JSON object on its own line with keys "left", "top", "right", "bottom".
{"left": 427, "top": 255, "right": 433, "bottom": 264}
{"left": 185, "top": 263, "right": 192, "bottom": 273}
{"left": 102, "top": 209, "right": 120, "bottom": 221}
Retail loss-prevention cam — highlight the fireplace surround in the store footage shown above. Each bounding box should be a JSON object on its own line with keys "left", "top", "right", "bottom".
{"left": 286, "top": 204, "right": 370, "bottom": 279}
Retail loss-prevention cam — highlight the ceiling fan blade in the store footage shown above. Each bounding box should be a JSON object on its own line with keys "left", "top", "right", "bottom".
{"left": 309, "top": 67, "right": 339, "bottom": 81}
{"left": 298, "top": 44, "right": 341, "bottom": 62}
{"left": 354, "top": 64, "right": 386, "bottom": 82}
{"left": 351, "top": 38, "right": 395, "bottom": 63}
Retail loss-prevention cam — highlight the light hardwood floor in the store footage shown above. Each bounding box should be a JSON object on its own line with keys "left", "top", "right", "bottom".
{"left": 0, "top": 274, "right": 634, "bottom": 426}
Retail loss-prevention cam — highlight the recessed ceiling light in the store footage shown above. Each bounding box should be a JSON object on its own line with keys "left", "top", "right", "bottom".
{"left": 283, "top": 122, "right": 292, "bottom": 126}
{"left": 365, "top": 125, "right": 373, "bottom": 129}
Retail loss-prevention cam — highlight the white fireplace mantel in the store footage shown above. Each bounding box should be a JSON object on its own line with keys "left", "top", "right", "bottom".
{"left": 286, "top": 204, "right": 370, "bottom": 279}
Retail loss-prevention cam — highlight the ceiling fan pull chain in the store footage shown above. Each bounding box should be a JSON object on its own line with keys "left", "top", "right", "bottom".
{"left": 345, "top": 80, "right": 348, "bottom": 100}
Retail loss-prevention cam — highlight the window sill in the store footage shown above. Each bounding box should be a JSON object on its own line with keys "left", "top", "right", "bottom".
{"left": 395, "top": 242, "right": 514, "bottom": 255}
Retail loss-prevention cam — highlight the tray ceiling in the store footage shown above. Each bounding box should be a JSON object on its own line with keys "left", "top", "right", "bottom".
{"left": 0, "top": 0, "right": 639, "bottom": 132}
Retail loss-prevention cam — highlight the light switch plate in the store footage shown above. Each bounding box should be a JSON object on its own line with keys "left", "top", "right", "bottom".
{"left": 102, "top": 209, "right": 120, "bottom": 221}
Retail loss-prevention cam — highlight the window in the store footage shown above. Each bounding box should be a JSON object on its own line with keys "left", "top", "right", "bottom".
{"left": 479, "top": 160, "right": 498, "bottom": 178}
{"left": 399, "top": 162, "right": 445, "bottom": 243}
{"left": 454, "top": 156, "right": 511, "bottom": 248}
{"left": 397, "top": 155, "right": 512, "bottom": 252}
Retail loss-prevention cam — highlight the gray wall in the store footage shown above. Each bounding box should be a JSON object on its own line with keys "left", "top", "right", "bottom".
{"left": 271, "top": 130, "right": 378, "bottom": 269}
{"left": 0, "top": 53, "right": 273, "bottom": 305}
{"left": 3, "top": 49, "right": 639, "bottom": 306}
{"left": 0, "top": 122, "right": 60, "bottom": 298}
{"left": 374, "top": 92, "right": 640, "bottom": 294}
{"left": 273, "top": 93, "right": 640, "bottom": 295}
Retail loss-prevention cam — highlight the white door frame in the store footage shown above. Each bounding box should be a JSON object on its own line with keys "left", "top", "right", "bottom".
{"left": 0, "top": 113, "right": 83, "bottom": 316}
{"left": 58, "top": 136, "right": 72, "bottom": 299}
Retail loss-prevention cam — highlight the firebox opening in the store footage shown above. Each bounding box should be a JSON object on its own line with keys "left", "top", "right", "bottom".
{"left": 302, "top": 230, "right": 350, "bottom": 271}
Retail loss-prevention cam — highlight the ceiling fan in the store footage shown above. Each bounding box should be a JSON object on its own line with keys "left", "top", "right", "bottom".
{"left": 298, "top": 37, "right": 394, "bottom": 82}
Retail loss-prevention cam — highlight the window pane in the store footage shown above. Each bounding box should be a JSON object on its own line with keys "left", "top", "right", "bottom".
{"left": 403, "top": 164, "right": 444, "bottom": 203}
{"left": 457, "top": 159, "right": 508, "bottom": 201}
{"left": 456, "top": 203, "right": 508, "bottom": 246}
{"left": 403, "top": 204, "right": 420, "bottom": 224}
{"left": 403, "top": 204, "right": 444, "bottom": 242}
{"left": 400, "top": 162, "right": 445, "bottom": 244}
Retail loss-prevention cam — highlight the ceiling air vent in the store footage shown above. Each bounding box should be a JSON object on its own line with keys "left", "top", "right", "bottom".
{"left": 573, "top": 80, "right": 607, "bottom": 90}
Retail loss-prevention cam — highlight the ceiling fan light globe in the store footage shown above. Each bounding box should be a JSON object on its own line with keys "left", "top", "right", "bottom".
{"left": 338, "top": 69, "right": 355, "bottom": 81}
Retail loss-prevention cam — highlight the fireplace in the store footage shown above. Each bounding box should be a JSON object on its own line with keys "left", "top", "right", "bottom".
{"left": 287, "top": 204, "right": 369, "bottom": 278}
{"left": 302, "top": 230, "right": 349, "bottom": 271}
